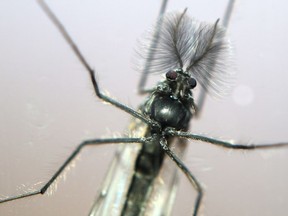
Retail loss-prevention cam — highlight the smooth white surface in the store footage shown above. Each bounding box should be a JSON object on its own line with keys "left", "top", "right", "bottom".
{"left": 0, "top": 0, "right": 288, "bottom": 215}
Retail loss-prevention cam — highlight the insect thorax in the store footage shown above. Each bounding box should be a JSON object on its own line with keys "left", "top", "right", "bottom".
{"left": 142, "top": 89, "right": 192, "bottom": 131}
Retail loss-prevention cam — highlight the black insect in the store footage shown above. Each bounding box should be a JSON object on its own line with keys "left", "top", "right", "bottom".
{"left": 1, "top": 0, "right": 287, "bottom": 216}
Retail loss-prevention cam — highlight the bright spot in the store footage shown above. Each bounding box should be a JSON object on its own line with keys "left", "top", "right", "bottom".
{"left": 232, "top": 85, "right": 254, "bottom": 106}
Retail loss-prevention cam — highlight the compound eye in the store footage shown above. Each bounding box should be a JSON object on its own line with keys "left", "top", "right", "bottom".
{"left": 188, "top": 78, "right": 197, "bottom": 89}
{"left": 166, "top": 70, "right": 178, "bottom": 80}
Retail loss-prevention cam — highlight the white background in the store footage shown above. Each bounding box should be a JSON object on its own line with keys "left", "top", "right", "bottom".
{"left": 0, "top": 0, "right": 288, "bottom": 215}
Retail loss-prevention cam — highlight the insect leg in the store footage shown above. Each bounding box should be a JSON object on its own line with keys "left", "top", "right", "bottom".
{"left": 0, "top": 137, "right": 144, "bottom": 204}
{"left": 137, "top": 0, "right": 169, "bottom": 95}
{"left": 167, "top": 129, "right": 288, "bottom": 150}
{"left": 222, "top": 0, "right": 236, "bottom": 29}
{"left": 37, "top": 0, "right": 158, "bottom": 128}
{"left": 160, "top": 138, "right": 202, "bottom": 216}
{"left": 196, "top": 0, "right": 236, "bottom": 117}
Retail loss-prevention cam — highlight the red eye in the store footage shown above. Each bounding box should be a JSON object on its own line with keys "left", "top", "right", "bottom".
{"left": 166, "top": 70, "right": 178, "bottom": 80}
{"left": 188, "top": 78, "right": 197, "bottom": 89}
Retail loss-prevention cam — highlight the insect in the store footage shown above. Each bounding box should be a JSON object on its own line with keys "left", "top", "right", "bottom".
{"left": 0, "top": 0, "right": 288, "bottom": 216}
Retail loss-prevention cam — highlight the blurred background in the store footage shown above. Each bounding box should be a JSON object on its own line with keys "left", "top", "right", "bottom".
{"left": 0, "top": 0, "right": 288, "bottom": 215}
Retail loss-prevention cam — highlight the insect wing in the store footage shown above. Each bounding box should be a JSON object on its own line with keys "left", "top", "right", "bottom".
{"left": 89, "top": 117, "right": 188, "bottom": 216}
{"left": 89, "top": 118, "right": 145, "bottom": 216}
{"left": 89, "top": 143, "right": 142, "bottom": 216}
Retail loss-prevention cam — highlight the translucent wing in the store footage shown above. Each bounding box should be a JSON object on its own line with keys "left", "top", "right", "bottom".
{"left": 89, "top": 142, "right": 141, "bottom": 216}
{"left": 89, "top": 118, "right": 145, "bottom": 216}
{"left": 88, "top": 118, "right": 186, "bottom": 216}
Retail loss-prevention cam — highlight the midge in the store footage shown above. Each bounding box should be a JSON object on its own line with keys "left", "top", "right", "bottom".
{"left": 1, "top": 0, "right": 288, "bottom": 216}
